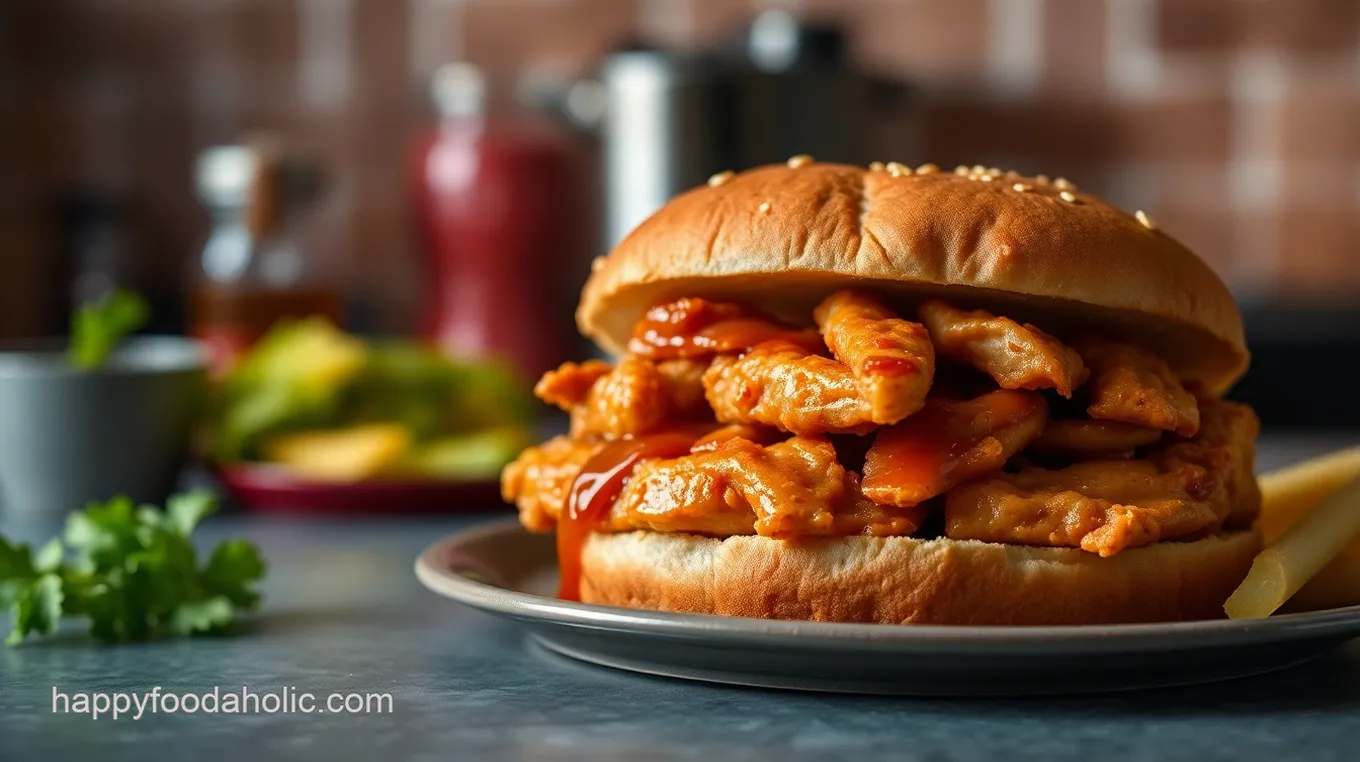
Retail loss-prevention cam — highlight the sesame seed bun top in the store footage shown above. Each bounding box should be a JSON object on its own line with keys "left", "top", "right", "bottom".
{"left": 577, "top": 160, "right": 1249, "bottom": 393}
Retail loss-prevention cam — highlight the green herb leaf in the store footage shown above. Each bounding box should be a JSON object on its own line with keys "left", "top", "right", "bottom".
{"left": 170, "top": 596, "right": 235, "bottom": 636}
{"left": 69, "top": 289, "right": 150, "bottom": 370}
{"left": 0, "top": 536, "right": 37, "bottom": 585}
{"left": 33, "top": 539, "right": 64, "bottom": 573}
{"left": 166, "top": 491, "right": 217, "bottom": 536}
{"left": 201, "top": 540, "right": 266, "bottom": 609}
{"left": 64, "top": 495, "right": 140, "bottom": 572}
{"left": 2, "top": 544, "right": 65, "bottom": 645}
{"left": 6, "top": 574, "right": 63, "bottom": 646}
{"left": 3, "top": 492, "right": 267, "bottom": 645}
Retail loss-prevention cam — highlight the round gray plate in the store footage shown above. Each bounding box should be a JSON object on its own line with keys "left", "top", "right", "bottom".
{"left": 415, "top": 519, "right": 1360, "bottom": 696}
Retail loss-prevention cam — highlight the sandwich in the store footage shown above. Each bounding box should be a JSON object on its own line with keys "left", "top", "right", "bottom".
{"left": 501, "top": 159, "right": 1261, "bottom": 625}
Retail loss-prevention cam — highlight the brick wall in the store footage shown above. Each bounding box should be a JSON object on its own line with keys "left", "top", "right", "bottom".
{"left": 2, "top": 0, "right": 1358, "bottom": 338}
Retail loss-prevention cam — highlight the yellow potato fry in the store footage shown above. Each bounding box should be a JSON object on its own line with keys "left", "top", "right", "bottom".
{"left": 1282, "top": 548, "right": 1360, "bottom": 613}
{"left": 1247, "top": 446, "right": 1360, "bottom": 613}
{"left": 1259, "top": 446, "right": 1360, "bottom": 543}
{"left": 1225, "top": 475, "right": 1360, "bottom": 619}
{"left": 265, "top": 423, "right": 412, "bottom": 482}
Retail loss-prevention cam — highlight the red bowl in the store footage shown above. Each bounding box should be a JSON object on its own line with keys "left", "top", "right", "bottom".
{"left": 216, "top": 463, "right": 506, "bottom": 514}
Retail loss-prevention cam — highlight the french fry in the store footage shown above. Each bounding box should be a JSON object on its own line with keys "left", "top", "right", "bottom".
{"left": 1248, "top": 446, "right": 1360, "bottom": 614}
{"left": 1282, "top": 547, "right": 1360, "bottom": 613}
{"left": 1225, "top": 475, "right": 1360, "bottom": 619}
{"left": 1259, "top": 446, "right": 1360, "bottom": 543}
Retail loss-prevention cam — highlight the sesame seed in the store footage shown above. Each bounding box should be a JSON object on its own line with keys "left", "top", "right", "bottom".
{"left": 987, "top": 167, "right": 1002, "bottom": 177}
{"left": 708, "top": 170, "right": 734, "bottom": 187}
{"left": 954, "top": 165, "right": 970, "bottom": 176}
{"left": 1135, "top": 210, "right": 1157, "bottom": 230}
{"left": 758, "top": 201, "right": 772, "bottom": 215}
{"left": 869, "top": 161, "right": 886, "bottom": 172}
{"left": 1059, "top": 190, "right": 1078, "bottom": 203}
{"left": 1012, "top": 182, "right": 1032, "bottom": 192}
{"left": 980, "top": 173, "right": 996, "bottom": 182}
{"left": 916, "top": 163, "right": 939, "bottom": 175}
{"left": 972, "top": 164, "right": 987, "bottom": 174}
{"left": 1054, "top": 177, "right": 1074, "bottom": 190}
{"left": 886, "top": 162, "right": 911, "bottom": 177}
{"left": 1035, "top": 174, "right": 1051, "bottom": 185}
{"left": 590, "top": 256, "right": 606, "bottom": 272}
{"left": 787, "top": 154, "right": 813, "bottom": 168}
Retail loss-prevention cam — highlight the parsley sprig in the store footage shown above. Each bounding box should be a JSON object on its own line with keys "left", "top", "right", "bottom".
{"left": 69, "top": 289, "right": 150, "bottom": 370}
{"left": 0, "top": 492, "right": 265, "bottom": 645}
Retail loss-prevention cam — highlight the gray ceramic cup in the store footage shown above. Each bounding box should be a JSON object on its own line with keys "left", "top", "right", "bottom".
{"left": 0, "top": 336, "right": 207, "bottom": 520}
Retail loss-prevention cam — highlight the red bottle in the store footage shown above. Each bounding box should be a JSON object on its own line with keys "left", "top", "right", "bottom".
{"left": 411, "top": 63, "right": 585, "bottom": 380}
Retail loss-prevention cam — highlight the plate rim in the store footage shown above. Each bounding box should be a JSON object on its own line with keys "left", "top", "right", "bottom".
{"left": 525, "top": 634, "right": 1328, "bottom": 696}
{"left": 415, "top": 518, "right": 1360, "bottom": 649}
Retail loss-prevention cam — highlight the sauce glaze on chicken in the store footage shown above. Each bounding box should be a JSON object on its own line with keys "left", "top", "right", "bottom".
{"left": 503, "top": 290, "right": 1260, "bottom": 580}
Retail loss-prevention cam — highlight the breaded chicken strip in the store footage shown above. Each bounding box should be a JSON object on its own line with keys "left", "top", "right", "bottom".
{"left": 533, "top": 359, "right": 611, "bottom": 408}
{"left": 814, "top": 290, "right": 935, "bottom": 424}
{"left": 702, "top": 292, "right": 935, "bottom": 435}
{"left": 862, "top": 390, "right": 1049, "bottom": 507}
{"left": 1074, "top": 336, "right": 1200, "bottom": 437}
{"left": 919, "top": 299, "right": 1087, "bottom": 397}
{"left": 615, "top": 436, "right": 924, "bottom": 538}
{"left": 535, "top": 355, "right": 710, "bottom": 439}
{"left": 655, "top": 358, "right": 709, "bottom": 414}
{"left": 1152, "top": 400, "right": 1260, "bottom": 528}
{"left": 690, "top": 423, "right": 785, "bottom": 453}
{"left": 628, "top": 297, "right": 823, "bottom": 359}
{"left": 703, "top": 340, "right": 875, "bottom": 435}
{"left": 502, "top": 434, "right": 922, "bottom": 538}
{"left": 944, "top": 459, "right": 1225, "bottom": 557}
{"left": 501, "top": 435, "right": 605, "bottom": 532}
{"left": 1029, "top": 419, "right": 1163, "bottom": 459}
{"left": 944, "top": 401, "right": 1257, "bottom": 556}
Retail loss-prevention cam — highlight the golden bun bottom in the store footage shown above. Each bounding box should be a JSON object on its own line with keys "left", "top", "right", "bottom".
{"left": 577, "top": 529, "right": 1261, "bottom": 626}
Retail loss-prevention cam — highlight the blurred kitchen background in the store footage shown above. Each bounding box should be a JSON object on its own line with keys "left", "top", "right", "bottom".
{"left": 2, "top": 0, "right": 1359, "bottom": 427}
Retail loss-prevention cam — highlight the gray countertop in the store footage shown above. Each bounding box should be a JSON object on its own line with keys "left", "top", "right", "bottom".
{"left": 3, "top": 434, "right": 1360, "bottom": 762}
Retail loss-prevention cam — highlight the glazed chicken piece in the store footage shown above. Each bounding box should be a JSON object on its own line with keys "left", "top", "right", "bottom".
{"left": 613, "top": 436, "right": 925, "bottom": 538}
{"left": 919, "top": 299, "right": 1087, "bottom": 397}
{"left": 501, "top": 433, "right": 923, "bottom": 538}
{"left": 702, "top": 292, "right": 935, "bottom": 435}
{"left": 1028, "top": 419, "right": 1164, "bottom": 459}
{"left": 534, "top": 359, "right": 611, "bottom": 409}
{"left": 501, "top": 435, "right": 606, "bottom": 532}
{"left": 814, "top": 290, "right": 935, "bottom": 424}
{"left": 944, "top": 459, "right": 1227, "bottom": 557}
{"left": 1151, "top": 400, "right": 1261, "bottom": 528}
{"left": 703, "top": 341, "right": 876, "bottom": 435}
{"left": 861, "top": 390, "right": 1049, "bottom": 507}
{"left": 944, "top": 402, "right": 1257, "bottom": 556}
{"left": 690, "top": 423, "right": 785, "bottom": 453}
{"left": 1074, "top": 336, "right": 1200, "bottom": 437}
{"left": 655, "top": 358, "right": 710, "bottom": 414}
{"left": 628, "top": 297, "right": 823, "bottom": 359}
{"left": 535, "top": 355, "right": 710, "bottom": 439}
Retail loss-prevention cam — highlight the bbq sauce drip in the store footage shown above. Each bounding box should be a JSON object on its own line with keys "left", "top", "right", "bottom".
{"left": 628, "top": 297, "right": 822, "bottom": 359}
{"left": 557, "top": 431, "right": 700, "bottom": 601}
